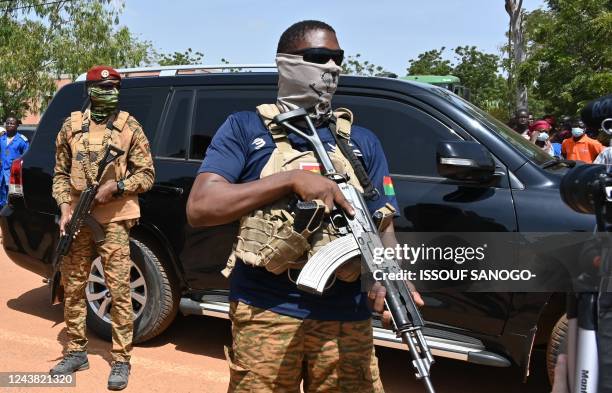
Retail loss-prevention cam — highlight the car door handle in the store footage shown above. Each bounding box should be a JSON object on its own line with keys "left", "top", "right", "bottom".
{"left": 150, "top": 184, "right": 184, "bottom": 196}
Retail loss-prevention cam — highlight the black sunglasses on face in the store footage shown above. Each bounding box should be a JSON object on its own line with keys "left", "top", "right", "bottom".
{"left": 88, "top": 81, "right": 120, "bottom": 90}
{"left": 289, "top": 48, "right": 344, "bottom": 66}
{"left": 97, "top": 83, "right": 120, "bottom": 90}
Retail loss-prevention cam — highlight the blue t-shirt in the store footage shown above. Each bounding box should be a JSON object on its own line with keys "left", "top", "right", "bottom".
{"left": 552, "top": 142, "right": 562, "bottom": 158}
{"left": 198, "top": 111, "right": 399, "bottom": 321}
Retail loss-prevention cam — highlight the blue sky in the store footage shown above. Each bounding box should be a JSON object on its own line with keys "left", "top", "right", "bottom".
{"left": 121, "top": 0, "right": 545, "bottom": 75}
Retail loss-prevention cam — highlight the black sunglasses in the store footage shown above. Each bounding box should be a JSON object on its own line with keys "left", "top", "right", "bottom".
{"left": 289, "top": 47, "right": 344, "bottom": 66}
{"left": 88, "top": 80, "right": 120, "bottom": 90}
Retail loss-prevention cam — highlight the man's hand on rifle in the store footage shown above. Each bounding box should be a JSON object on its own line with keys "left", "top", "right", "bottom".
{"left": 95, "top": 180, "right": 119, "bottom": 204}
{"left": 368, "top": 281, "right": 425, "bottom": 328}
{"left": 59, "top": 203, "right": 72, "bottom": 236}
{"left": 290, "top": 170, "right": 355, "bottom": 216}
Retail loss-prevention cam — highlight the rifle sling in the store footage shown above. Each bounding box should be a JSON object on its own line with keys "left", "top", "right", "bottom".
{"left": 329, "top": 117, "right": 379, "bottom": 201}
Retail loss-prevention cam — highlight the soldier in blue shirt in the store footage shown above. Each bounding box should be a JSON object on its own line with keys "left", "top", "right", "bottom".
{"left": 0, "top": 117, "right": 29, "bottom": 209}
{"left": 187, "top": 20, "right": 423, "bottom": 393}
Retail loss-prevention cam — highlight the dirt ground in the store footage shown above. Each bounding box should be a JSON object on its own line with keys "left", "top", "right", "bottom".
{"left": 0, "top": 244, "right": 552, "bottom": 393}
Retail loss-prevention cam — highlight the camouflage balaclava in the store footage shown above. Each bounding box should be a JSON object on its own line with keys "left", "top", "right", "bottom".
{"left": 88, "top": 85, "right": 119, "bottom": 123}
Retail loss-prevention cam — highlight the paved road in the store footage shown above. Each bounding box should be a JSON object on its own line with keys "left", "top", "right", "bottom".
{"left": 0, "top": 245, "right": 551, "bottom": 393}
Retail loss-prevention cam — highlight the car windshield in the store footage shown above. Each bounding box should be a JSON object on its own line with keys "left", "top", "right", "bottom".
{"left": 428, "top": 87, "right": 553, "bottom": 165}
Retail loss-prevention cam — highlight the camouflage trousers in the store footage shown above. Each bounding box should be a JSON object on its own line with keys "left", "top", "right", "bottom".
{"left": 226, "top": 301, "right": 385, "bottom": 393}
{"left": 60, "top": 219, "right": 136, "bottom": 362}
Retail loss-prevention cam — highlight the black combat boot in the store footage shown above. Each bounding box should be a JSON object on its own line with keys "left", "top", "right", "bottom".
{"left": 49, "top": 351, "right": 89, "bottom": 375}
{"left": 107, "top": 361, "right": 130, "bottom": 391}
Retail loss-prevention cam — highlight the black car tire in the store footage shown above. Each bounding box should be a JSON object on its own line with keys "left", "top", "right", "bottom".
{"left": 86, "top": 238, "right": 179, "bottom": 343}
{"left": 546, "top": 314, "right": 568, "bottom": 384}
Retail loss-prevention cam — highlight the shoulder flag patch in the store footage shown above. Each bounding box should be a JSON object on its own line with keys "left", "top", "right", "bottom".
{"left": 383, "top": 176, "right": 395, "bottom": 196}
{"left": 299, "top": 162, "right": 321, "bottom": 174}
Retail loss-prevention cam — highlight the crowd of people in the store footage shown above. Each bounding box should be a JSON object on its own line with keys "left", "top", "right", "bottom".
{"left": 509, "top": 108, "right": 610, "bottom": 164}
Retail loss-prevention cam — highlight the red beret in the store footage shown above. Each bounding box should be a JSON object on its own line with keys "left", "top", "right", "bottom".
{"left": 531, "top": 120, "right": 551, "bottom": 131}
{"left": 86, "top": 65, "right": 121, "bottom": 82}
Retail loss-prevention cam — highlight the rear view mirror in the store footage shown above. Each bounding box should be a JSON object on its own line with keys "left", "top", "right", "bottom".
{"left": 437, "top": 141, "right": 495, "bottom": 182}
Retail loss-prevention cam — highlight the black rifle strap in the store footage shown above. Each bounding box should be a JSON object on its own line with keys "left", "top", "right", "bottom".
{"left": 329, "top": 116, "right": 380, "bottom": 201}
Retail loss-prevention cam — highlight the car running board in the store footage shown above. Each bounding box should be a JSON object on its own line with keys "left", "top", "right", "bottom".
{"left": 179, "top": 296, "right": 511, "bottom": 368}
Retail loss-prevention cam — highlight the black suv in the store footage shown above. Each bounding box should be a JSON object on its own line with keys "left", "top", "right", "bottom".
{"left": 0, "top": 66, "right": 594, "bottom": 382}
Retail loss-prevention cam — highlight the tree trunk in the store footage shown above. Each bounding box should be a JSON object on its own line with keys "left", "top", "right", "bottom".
{"left": 505, "top": 0, "right": 528, "bottom": 110}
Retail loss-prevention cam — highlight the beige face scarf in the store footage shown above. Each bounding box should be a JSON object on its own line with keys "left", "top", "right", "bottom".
{"left": 276, "top": 53, "right": 342, "bottom": 120}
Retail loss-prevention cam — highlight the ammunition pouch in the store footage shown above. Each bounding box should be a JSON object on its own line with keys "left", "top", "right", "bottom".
{"left": 233, "top": 209, "right": 311, "bottom": 275}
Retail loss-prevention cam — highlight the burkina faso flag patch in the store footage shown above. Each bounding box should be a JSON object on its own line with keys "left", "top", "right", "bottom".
{"left": 299, "top": 162, "right": 321, "bottom": 174}
{"left": 383, "top": 176, "right": 395, "bottom": 196}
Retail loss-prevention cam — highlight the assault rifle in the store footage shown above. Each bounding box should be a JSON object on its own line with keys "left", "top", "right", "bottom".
{"left": 274, "top": 108, "right": 435, "bottom": 393}
{"left": 50, "top": 144, "right": 124, "bottom": 304}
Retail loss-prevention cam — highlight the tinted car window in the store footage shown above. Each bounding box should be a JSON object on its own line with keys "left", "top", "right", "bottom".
{"left": 157, "top": 89, "right": 193, "bottom": 158}
{"left": 428, "top": 87, "right": 552, "bottom": 165}
{"left": 190, "top": 88, "right": 276, "bottom": 159}
{"left": 334, "top": 95, "right": 461, "bottom": 176}
{"left": 36, "top": 83, "right": 86, "bottom": 138}
{"left": 119, "top": 87, "right": 168, "bottom": 145}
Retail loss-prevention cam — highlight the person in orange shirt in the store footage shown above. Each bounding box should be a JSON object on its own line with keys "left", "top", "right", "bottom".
{"left": 561, "top": 119, "right": 603, "bottom": 163}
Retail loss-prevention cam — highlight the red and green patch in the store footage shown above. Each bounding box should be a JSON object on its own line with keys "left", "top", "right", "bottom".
{"left": 383, "top": 176, "right": 395, "bottom": 196}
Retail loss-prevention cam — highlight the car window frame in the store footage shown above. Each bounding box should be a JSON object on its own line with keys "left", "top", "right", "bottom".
{"left": 118, "top": 86, "right": 170, "bottom": 156}
{"left": 185, "top": 85, "right": 278, "bottom": 163}
{"left": 333, "top": 88, "right": 510, "bottom": 189}
{"left": 154, "top": 87, "right": 196, "bottom": 161}
{"left": 148, "top": 82, "right": 510, "bottom": 189}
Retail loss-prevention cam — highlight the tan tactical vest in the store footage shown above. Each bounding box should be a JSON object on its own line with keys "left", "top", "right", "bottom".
{"left": 223, "top": 105, "right": 363, "bottom": 282}
{"left": 67, "top": 110, "right": 140, "bottom": 223}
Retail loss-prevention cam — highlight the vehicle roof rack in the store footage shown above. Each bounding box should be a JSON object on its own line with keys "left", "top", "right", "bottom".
{"left": 75, "top": 63, "right": 277, "bottom": 82}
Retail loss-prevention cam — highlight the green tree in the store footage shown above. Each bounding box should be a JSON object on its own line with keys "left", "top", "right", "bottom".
{"left": 452, "top": 46, "right": 508, "bottom": 115}
{"left": 406, "top": 47, "right": 453, "bottom": 75}
{"left": 0, "top": 0, "right": 153, "bottom": 119}
{"left": 0, "top": 18, "right": 55, "bottom": 120}
{"left": 50, "top": 1, "right": 153, "bottom": 79}
{"left": 520, "top": 0, "right": 612, "bottom": 115}
{"left": 157, "top": 48, "right": 204, "bottom": 66}
{"left": 341, "top": 53, "right": 388, "bottom": 76}
{"left": 405, "top": 46, "right": 510, "bottom": 120}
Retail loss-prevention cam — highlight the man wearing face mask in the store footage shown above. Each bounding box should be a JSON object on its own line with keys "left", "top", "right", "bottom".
{"left": 531, "top": 120, "right": 556, "bottom": 156}
{"left": 561, "top": 118, "right": 604, "bottom": 163}
{"left": 50, "top": 65, "right": 154, "bottom": 390}
{"left": 187, "top": 20, "right": 421, "bottom": 392}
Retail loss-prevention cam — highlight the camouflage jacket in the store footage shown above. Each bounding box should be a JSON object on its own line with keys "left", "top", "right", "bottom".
{"left": 52, "top": 110, "right": 155, "bottom": 206}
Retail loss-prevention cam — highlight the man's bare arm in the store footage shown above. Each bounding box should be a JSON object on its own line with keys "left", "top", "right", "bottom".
{"left": 186, "top": 170, "right": 354, "bottom": 227}
{"left": 186, "top": 172, "right": 293, "bottom": 227}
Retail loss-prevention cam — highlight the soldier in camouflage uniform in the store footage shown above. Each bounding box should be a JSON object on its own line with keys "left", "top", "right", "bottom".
{"left": 187, "top": 21, "right": 423, "bottom": 392}
{"left": 50, "top": 65, "right": 154, "bottom": 391}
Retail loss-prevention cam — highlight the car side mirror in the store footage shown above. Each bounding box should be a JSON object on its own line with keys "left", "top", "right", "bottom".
{"left": 437, "top": 141, "right": 495, "bottom": 182}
